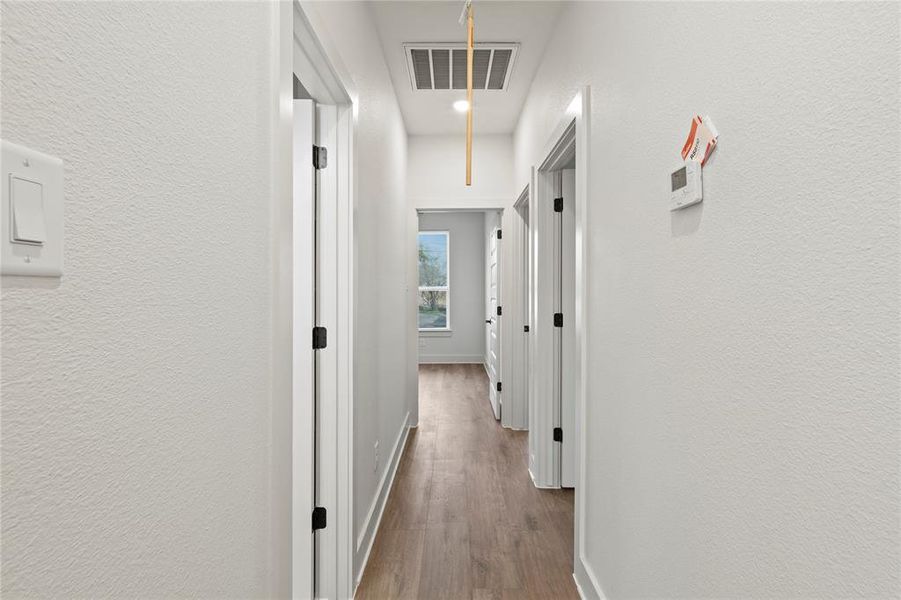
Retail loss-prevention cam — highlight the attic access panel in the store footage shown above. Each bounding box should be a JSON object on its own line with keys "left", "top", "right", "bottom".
{"left": 404, "top": 43, "right": 519, "bottom": 91}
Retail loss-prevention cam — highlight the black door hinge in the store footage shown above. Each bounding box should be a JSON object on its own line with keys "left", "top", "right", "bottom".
{"left": 553, "top": 427, "right": 563, "bottom": 443}
{"left": 524, "top": 325, "right": 530, "bottom": 333}
{"left": 497, "top": 229, "right": 503, "bottom": 240}
{"left": 312, "top": 506, "right": 327, "bottom": 531}
{"left": 313, "top": 145, "right": 328, "bottom": 170}
{"left": 312, "top": 326, "right": 327, "bottom": 349}
{"left": 496, "top": 305, "right": 503, "bottom": 317}
{"left": 496, "top": 381, "right": 502, "bottom": 393}
{"left": 554, "top": 197, "right": 564, "bottom": 212}
{"left": 553, "top": 313, "right": 563, "bottom": 327}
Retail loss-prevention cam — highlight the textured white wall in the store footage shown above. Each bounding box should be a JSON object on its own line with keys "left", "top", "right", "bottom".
{"left": 299, "top": 0, "right": 412, "bottom": 581}
{"left": 1, "top": 2, "right": 278, "bottom": 597}
{"left": 408, "top": 134, "right": 514, "bottom": 210}
{"left": 514, "top": 3, "right": 900, "bottom": 598}
{"left": 418, "top": 212, "right": 486, "bottom": 363}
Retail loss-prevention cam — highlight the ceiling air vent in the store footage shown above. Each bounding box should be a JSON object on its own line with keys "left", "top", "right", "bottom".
{"left": 404, "top": 43, "right": 519, "bottom": 92}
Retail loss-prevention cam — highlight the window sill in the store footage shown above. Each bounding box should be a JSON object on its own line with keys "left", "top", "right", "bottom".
{"left": 419, "top": 329, "right": 453, "bottom": 337}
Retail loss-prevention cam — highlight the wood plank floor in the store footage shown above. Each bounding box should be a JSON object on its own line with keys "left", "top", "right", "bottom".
{"left": 356, "top": 364, "right": 578, "bottom": 600}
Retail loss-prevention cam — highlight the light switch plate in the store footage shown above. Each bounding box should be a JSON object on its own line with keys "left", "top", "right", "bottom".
{"left": 2, "top": 140, "right": 63, "bottom": 276}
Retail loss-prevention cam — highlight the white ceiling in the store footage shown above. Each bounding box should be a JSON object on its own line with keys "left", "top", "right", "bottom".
{"left": 371, "top": 1, "right": 565, "bottom": 136}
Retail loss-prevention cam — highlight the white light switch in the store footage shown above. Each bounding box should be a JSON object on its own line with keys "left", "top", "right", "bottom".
{"left": 11, "top": 176, "right": 47, "bottom": 244}
{"left": 2, "top": 140, "right": 63, "bottom": 277}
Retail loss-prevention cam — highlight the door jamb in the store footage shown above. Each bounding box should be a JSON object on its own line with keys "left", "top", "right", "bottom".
{"left": 283, "top": 3, "right": 355, "bottom": 598}
{"left": 530, "top": 121, "right": 575, "bottom": 489}
{"left": 528, "top": 87, "right": 594, "bottom": 591}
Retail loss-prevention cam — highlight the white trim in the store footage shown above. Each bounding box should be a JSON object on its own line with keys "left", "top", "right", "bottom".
{"left": 418, "top": 329, "right": 453, "bottom": 337}
{"left": 530, "top": 160, "right": 558, "bottom": 489}
{"left": 293, "top": 4, "right": 352, "bottom": 105}
{"left": 335, "top": 100, "right": 355, "bottom": 600}
{"left": 528, "top": 466, "right": 557, "bottom": 490}
{"left": 418, "top": 355, "right": 485, "bottom": 364}
{"left": 571, "top": 88, "right": 591, "bottom": 600}
{"left": 529, "top": 95, "right": 583, "bottom": 489}
{"left": 412, "top": 198, "right": 508, "bottom": 212}
{"left": 526, "top": 87, "right": 593, "bottom": 593}
{"left": 574, "top": 556, "right": 606, "bottom": 600}
{"left": 353, "top": 413, "right": 411, "bottom": 588}
{"left": 292, "top": 3, "right": 357, "bottom": 598}
{"left": 560, "top": 168, "right": 577, "bottom": 488}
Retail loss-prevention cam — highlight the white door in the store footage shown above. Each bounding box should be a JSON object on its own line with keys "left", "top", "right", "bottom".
{"left": 521, "top": 202, "right": 531, "bottom": 429}
{"left": 293, "top": 99, "right": 316, "bottom": 599}
{"left": 560, "top": 169, "right": 577, "bottom": 488}
{"left": 486, "top": 219, "right": 501, "bottom": 419}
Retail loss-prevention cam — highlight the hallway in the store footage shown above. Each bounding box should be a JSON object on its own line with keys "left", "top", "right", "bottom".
{"left": 356, "top": 364, "right": 578, "bottom": 599}
{"left": 1, "top": 2, "right": 898, "bottom": 597}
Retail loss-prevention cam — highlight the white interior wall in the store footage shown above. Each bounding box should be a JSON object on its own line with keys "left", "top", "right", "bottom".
{"left": 299, "top": 0, "right": 413, "bottom": 585}
{"left": 0, "top": 2, "right": 281, "bottom": 596}
{"left": 408, "top": 134, "right": 514, "bottom": 210}
{"left": 514, "top": 3, "right": 900, "bottom": 598}
{"left": 418, "top": 212, "right": 486, "bottom": 364}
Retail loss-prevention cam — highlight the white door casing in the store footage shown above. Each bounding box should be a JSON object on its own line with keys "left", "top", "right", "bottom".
{"left": 504, "top": 186, "right": 530, "bottom": 432}
{"left": 531, "top": 116, "right": 577, "bottom": 489}
{"left": 292, "top": 5, "right": 356, "bottom": 597}
{"left": 522, "top": 88, "right": 592, "bottom": 592}
{"left": 283, "top": 3, "right": 362, "bottom": 597}
{"left": 529, "top": 164, "right": 558, "bottom": 487}
{"left": 561, "top": 168, "right": 577, "bottom": 488}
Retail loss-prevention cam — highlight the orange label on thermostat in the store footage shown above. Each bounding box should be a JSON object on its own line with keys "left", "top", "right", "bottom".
{"left": 681, "top": 115, "right": 718, "bottom": 166}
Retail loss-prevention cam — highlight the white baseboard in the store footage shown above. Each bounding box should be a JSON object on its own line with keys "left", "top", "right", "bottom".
{"left": 353, "top": 411, "right": 410, "bottom": 590}
{"left": 574, "top": 555, "right": 606, "bottom": 600}
{"left": 418, "top": 354, "right": 484, "bottom": 364}
{"left": 528, "top": 466, "right": 558, "bottom": 490}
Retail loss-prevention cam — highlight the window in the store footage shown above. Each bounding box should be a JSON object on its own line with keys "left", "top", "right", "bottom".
{"left": 418, "top": 231, "right": 449, "bottom": 330}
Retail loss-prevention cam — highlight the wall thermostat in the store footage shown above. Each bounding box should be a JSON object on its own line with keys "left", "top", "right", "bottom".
{"left": 670, "top": 161, "right": 702, "bottom": 211}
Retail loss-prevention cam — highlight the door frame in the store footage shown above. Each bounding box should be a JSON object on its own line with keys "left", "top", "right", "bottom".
{"left": 507, "top": 186, "right": 531, "bottom": 431}
{"left": 274, "top": 2, "right": 356, "bottom": 598}
{"left": 413, "top": 208, "right": 508, "bottom": 420}
{"left": 523, "top": 87, "right": 595, "bottom": 593}
{"left": 412, "top": 200, "right": 521, "bottom": 432}
{"left": 528, "top": 120, "right": 575, "bottom": 490}
{"left": 559, "top": 168, "right": 577, "bottom": 488}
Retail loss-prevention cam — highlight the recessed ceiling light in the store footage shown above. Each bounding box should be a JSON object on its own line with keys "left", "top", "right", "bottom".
{"left": 453, "top": 100, "right": 470, "bottom": 113}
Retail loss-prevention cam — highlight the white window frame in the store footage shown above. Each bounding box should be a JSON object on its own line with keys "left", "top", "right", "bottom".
{"left": 418, "top": 230, "right": 451, "bottom": 331}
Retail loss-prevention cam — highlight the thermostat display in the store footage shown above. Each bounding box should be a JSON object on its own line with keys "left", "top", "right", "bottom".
{"left": 670, "top": 161, "right": 702, "bottom": 211}
{"left": 671, "top": 167, "right": 687, "bottom": 191}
